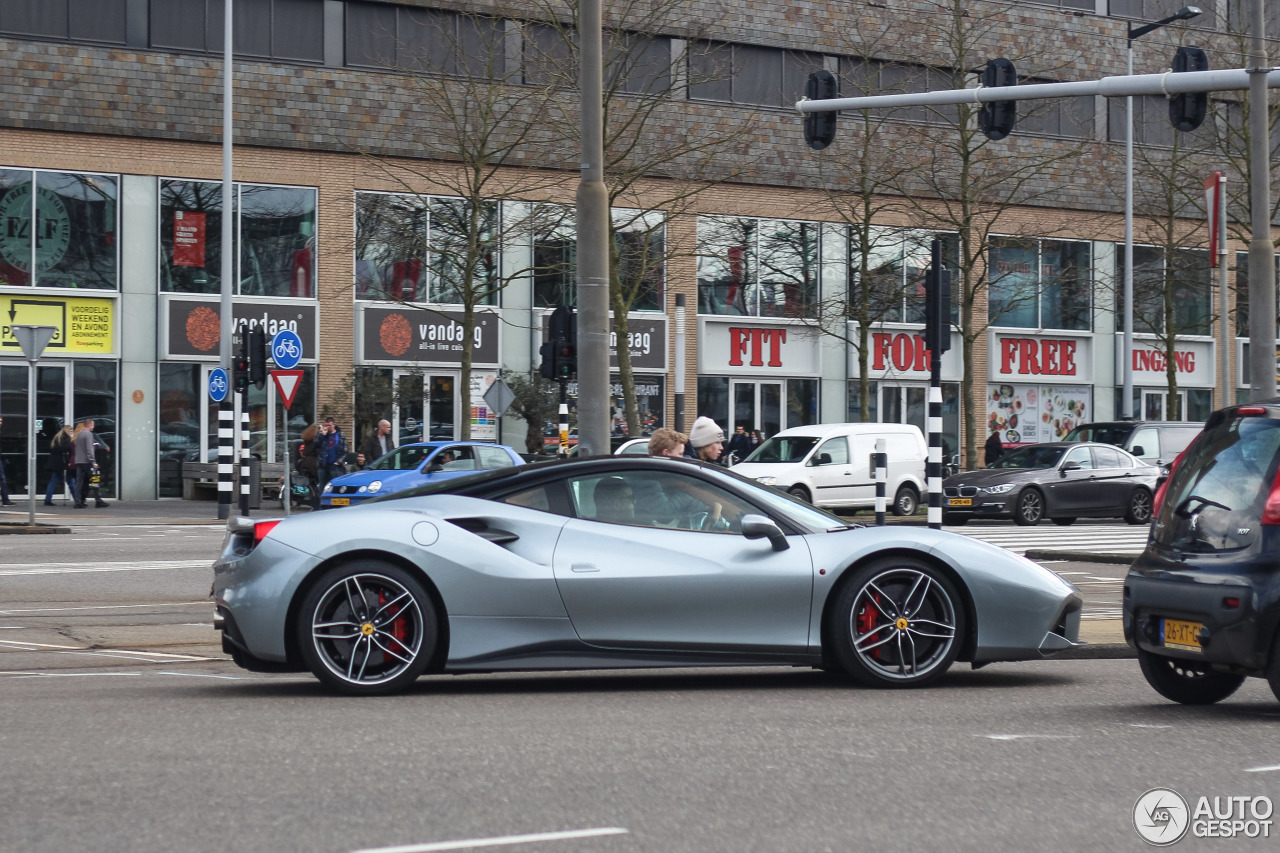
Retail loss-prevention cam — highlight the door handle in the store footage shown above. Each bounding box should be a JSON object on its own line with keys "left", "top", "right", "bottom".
{"left": 570, "top": 563, "right": 600, "bottom": 573}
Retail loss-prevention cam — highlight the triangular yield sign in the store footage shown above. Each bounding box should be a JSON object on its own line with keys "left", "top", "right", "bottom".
{"left": 270, "top": 369, "right": 304, "bottom": 410}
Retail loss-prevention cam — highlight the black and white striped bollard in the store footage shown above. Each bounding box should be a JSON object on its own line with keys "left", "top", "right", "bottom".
{"left": 873, "top": 439, "right": 887, "bottom": 526}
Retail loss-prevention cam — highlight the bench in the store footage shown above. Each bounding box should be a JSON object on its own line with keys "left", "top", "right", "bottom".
{"left": 182, "top": 461, "right": 287, "bottom": 503}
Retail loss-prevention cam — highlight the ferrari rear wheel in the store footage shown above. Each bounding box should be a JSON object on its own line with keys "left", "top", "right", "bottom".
{"left": 297, "top": 560, "right": 437, "bottom": 696}
{"left": 1137, "top": 648, "right": 1244, "bottom": 705}
{"left": 828, "top": 557, "right": 965, "bottom": 688}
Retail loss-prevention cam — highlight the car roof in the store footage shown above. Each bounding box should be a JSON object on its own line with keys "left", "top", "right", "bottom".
{"left": 399, "top": 441, "right": 515, "bottom": 449}
{"left": 774, "top": 423, "right": 918, "bottom": 437}
{"left": 1072, "top": 420, "right": 1201, "bottom": 429}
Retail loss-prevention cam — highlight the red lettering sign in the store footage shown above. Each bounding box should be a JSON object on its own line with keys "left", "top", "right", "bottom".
{"left": 1131, "top": 349, "right": 1196, "bottom": 374}
{"left": 872, "top": 332, "right": 931, "bottom": 372}
{"left": 728, "top": 327, "right": 787, "bottom": 367}
{"left": 997, "top": 337, "right": 1078, "bottom": 377}
{"left": 173, "top": 211, "right": 206, "bottom": 268}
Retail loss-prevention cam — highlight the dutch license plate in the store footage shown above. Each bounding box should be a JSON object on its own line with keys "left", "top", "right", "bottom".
{"left": 947, "top": 498, "right": 972, "bottom": 507}
{"left": 329, "top": 497, "right": 350, "bottom": 507}
{"left": 1162, "top": 618, "right": 1203, "bottom": 651}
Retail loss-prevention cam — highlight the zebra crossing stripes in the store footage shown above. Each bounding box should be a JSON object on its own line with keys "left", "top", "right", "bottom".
{"left": 947, "top": 523, "right": 1150, "bottom": 557}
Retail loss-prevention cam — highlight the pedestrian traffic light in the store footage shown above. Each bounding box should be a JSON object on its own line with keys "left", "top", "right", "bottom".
{"left": 924, "top": 265, "right": 952, "bottom": 356}
{"left": 978, "top": 58, "right": 1017, "bottom": 141}
{"left": 1168, "top": 46, "right": 1209, "bottom": 132}
{"left": 803, "top": 70, "right": 839, "bottom": 151}
{"left": 554, "top": 340, "right": 577, "bottom": 380}
{"left": 248, "top": 327, "right": 267, "bottom": 389}
{"left": 233, "top": 341, "right": 249, "bottom": 394}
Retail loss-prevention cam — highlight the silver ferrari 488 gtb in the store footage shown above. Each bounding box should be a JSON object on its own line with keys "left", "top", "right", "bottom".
{"left": 213, "top": 456, "right": 1082, "bottom": 695}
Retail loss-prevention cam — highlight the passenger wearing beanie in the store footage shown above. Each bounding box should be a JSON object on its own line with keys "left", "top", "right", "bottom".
{"left": 685, "top": 416, "right": 725, "bottom": 463}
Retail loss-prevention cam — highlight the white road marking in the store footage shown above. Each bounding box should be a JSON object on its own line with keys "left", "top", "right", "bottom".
{"left": 153, "top": 671, "right": 241, "bottom": 679}
{"left": 0, "top": 560, "right": 210, "bottom": 576}
{"left": 981, "top": 734, "right": 1079, "bottom": 741}
{"left": 1244, "top": 765, "right": 1280, "bottom": 773}
{"left": 1129, "top": 724, "right": 1173, "bottom": 729}
{"left": 0, "top": 602, "right": 207, "bottom": 615}
{"left": 4, "top": 672, "right": 143, "bottom": 678}
{"left": 0, "top": 640, "right": 83, "bottom": 650}
{"left": 352, "top": 828, "right": 630, "bottom": 853}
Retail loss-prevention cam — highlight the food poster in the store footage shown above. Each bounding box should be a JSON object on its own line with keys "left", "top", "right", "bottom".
{"left": 986, "top": 384, "right": 1091, "bottom": 445}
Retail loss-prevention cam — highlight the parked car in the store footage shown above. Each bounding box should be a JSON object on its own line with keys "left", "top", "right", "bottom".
{"left": 942, "top": 441, "right": 1159, "bottom": 526}
{"left": 213, "top": 456, "right": 1082, "bottom": 695}
{"left": 1063, "top": 420, "right": 1201, "bottom": 468}
{"left": 731, "top": 423, "right": 927, "bottom": 515}
{"left": 319, "top": 441, "right": 524, "bottom": 508}
{"left": 1125, "top": 402, "right": 1280, "bottom": 705}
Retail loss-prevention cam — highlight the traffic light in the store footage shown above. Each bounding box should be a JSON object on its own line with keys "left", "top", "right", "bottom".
{"left": 803, "top": 70, "right": 839, "bottom": 151}
{"left": 1168, "top": 46, "right": 1209, "bottom": 132}
{"left": 248, "top": 327, "right": 267, "bottom": 389}
{"left": 978, "top": 58, "right": 1017, "bottom": 141}
{"left": 923, "top": 265, "right": 952, "bottom": 356}
{"left": 233, "top": 334, "right": 250, "bottom": 393}
{"left": 538, "top": 341, "right": 556, "bottom": 380}
{"left": 554, "top": 340, "right": 577, "bottom": 380}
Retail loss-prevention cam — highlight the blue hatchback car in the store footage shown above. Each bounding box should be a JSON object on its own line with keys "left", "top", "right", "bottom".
{"left": 320, "top": 441, "right": 525, "bottom": 508}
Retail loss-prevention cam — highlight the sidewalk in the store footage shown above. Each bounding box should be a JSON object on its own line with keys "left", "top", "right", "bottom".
{"left": 0, "top": 497, "right": 265, "bottom": 529}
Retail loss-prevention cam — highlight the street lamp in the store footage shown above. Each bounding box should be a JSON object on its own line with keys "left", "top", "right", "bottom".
{"left": 1123, "top": 5, "right": 1202, "bottom": 419}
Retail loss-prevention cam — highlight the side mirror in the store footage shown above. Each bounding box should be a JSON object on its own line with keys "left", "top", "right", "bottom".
{"left": 810, "top": 452, "right": 832, "bottom": 467}
{"left": 1130, "top": 445, "right": 1145, "bottom": 457}
{"left": 741, "top": 513, "right": 789, "bottom": 551}
{"left": 1060, "top": 461, "right": 1081, "bottom": 475}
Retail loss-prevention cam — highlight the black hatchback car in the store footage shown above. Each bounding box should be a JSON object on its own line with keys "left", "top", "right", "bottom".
{"left": 1125, "top": 402, "right": 1280, "bottom": 705}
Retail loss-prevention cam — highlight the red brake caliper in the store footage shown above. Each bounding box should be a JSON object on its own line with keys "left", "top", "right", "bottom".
{"left": 377, "top": 590, "right": 408, "bottom": 662}
{"left": 856, "top": 593, "right": 882, "bottom": 660}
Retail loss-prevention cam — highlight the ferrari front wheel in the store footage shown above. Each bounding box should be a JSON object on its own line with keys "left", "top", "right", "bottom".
{"left": 297, "top": 560, "right": 437, "bottom": 696}
{"left": 828, "top": 557, "right": 965, "bottom": 688}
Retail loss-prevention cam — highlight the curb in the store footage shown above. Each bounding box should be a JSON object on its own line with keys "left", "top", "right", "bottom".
{"left": 0, "top": 523, "right": 71, "bottom": 535}
{"left": 1053, "top": 642, "right": 1136, "bottom": 660}
{"left": 1024, "top": 549, "right": 1139, "bottom": 565}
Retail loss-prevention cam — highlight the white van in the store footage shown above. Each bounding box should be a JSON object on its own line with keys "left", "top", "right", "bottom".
{"left": 731, "top": 423, "right": 928, "bottom": 515}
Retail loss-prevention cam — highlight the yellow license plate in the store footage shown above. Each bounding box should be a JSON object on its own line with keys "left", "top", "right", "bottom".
{"left": 329, "top": 497, "right": 350, "bottom": 506}
{"left": 1162, "top": 618, "right": 1203, "bottom": 651}
{"left": 947, "top": 498, "right": 972, "bottom": 507}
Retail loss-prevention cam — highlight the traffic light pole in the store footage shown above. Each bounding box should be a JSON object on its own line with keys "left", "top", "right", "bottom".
{"left": 558, "top": 379, "right": 570, "bottom": 458}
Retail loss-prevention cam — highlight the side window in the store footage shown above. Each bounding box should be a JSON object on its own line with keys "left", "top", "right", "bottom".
{"left": 434, "top": 445, "right": 477, "bottom": 470}
{"left": 1064, "top": 446, "right": 1093, "bottom": 469}
{"left": 570, "top": 471, "right": 757, "bottom": 533}
{"left": 477, "top": 446, "right": 516, "bottom": 468}
{"left": 500, "top": 485, "right": 553, "bottom": 512}
{"left": 1129, "top": 428, "right": 1160, "bottom": 462}
{"left": 1092, "top": 446, "right": 1122, "bottom": 468}
{"left": 1164, "top": 428, "right": 1200, "bottom": 457}
{"left": 810, "top": 436, "right": 849, "bottom": 466}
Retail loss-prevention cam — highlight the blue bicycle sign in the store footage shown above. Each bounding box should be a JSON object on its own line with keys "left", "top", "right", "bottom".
{"left": 271, "top": 329, "right": 303, "bottom": 369}
{"left": 208, "top": 367, "right": 230, "bottom": 403}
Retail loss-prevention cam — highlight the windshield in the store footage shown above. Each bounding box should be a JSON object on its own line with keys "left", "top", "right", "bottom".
{"left": 744, "top": 436, "right": 818, "bottom": 463}
{"left": 1063, "top": 423, "right": 1132, "bottom": 445}
{"left": 990, "top": 445, "right": 1064, "bottom": 469}
{"left": 368, "top": 445, "right": 436, "bottom": 471}
{"left": 363, "top": 464, "right": 532, "bottom": 503}
{"left": 1154, "top": 415, "right": 1280, "bottom": 553}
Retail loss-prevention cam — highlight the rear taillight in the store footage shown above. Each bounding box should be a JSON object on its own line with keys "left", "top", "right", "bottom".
{"left": 254, "top": 520, "right": 282, "bottom": 543}
{"left": 1261, "top": 465, "right": 1280, "bottom": 526}
{"left": 1151, "top": 446, "right": 1188, "bottom": 518}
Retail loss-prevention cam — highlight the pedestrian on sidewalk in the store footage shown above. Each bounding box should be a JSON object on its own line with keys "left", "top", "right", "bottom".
{"left": 312, "top": 417, "right": 347, "bottom": 493}
{"left": 45, "top": 423, "right": 76, "bottom": 505}
{"left": 73, "top": 418, "right": 109, "bottom": 509}
{"left": 0, "top": 416, "right": 13, "bottom": 506}
{"left": 361, "top": 418, "right": 395, "bottom": 464}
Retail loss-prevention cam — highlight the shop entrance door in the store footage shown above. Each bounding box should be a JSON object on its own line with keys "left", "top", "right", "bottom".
{"left": 0, "top": 363, "right": 72, "bottom": 499}
{"left": 395, "top": 372, "right": 459, "bottom": 445}
{"left": 729, "top": 380, "right": 782, "bottom": 438}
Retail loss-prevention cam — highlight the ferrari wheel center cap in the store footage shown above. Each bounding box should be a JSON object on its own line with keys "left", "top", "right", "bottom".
{"left": 895, "top": 617, "right": 909, "bottom": 631}
{"left": 361, "top": 622, "right": 375, "bottom": 636}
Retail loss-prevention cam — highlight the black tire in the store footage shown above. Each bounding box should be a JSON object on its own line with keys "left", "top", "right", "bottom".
{"left": 296, "top": 559, "right": 437, "bottom": 696}
{"left": 827, "top": 557, "right": 965, "bottom": 688}
{"left": 1124, "top": 487, "right": 1153, "bottom": 525}
{"left": 788, "top": 485, "right": 811, "bottom": 503}
{"left": 1267, "top": 632, "right": 1280, "bottom": 704}
{"left": 1013, "top": 489, "right": 1044, "bottom": 526}
{"left": 942, "top": 513, "right": 968, "bottom": 527}
{"left": 1137, "top": 648, "right": 1244, "bottom": 705}
{"left": 1052, "top": 517, "right": 1076, "bottom": 526}
{"left": 892, "top": 485, "right": 918, "bottom": 517}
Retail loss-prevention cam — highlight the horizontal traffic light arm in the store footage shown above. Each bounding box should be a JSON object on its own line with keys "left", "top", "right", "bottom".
{"left": 796, "top": 67, "right": 1280, "bottom": 115}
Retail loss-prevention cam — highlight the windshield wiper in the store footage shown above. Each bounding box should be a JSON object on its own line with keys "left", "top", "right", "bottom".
{"left": 1173, "top": 494, "right": 1230, "bottom": 517}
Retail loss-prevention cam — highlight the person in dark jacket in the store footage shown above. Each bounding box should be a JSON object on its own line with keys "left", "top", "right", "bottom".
{"left": 984, "top": 427, "right": 1004, "bottom": 467}
{"left": 361, "top": 419, "right": 395, "bottom": 464}
{"left": 725, "top": 424, "right": 753, "bottom": 464}
{"left": 44, "top": 423, "right": 76, "bottom": 505}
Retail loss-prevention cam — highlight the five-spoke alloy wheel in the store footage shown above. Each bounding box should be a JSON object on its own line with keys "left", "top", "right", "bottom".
{"left": 297, "top": 560, "right": 437, "bottom": 695}
{"left": 828, "top": 558, "right": 966, "bottom": 687}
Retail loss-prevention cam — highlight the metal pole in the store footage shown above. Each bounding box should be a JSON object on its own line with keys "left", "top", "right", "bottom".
{"left": 1123, "top": 42, "right": 1135, "bottom": 419}
{"left": 575, "top": 0, "right": 610, "bottom": 457}
{"left": 873, "top": 439, "right": 886, "bottom": 527}
{"left": 26, "top": 359, "right": 36, "bottom": 525}
{"left": 1216, "top": 174, "right": 1230, "bottom": 408}
{"left": 281, "top": 401, "right": 291, "bottom": 517}
{"left": 558, "top": 380, "right": 569, "bottom": 458}
{"left": 674, "top": 293, "right": 686, "bottom": 432}
{"left": 1247, "top": 0, "right": 1276, "bottom": 402}
{"left": 239, "top": 405, "right": 251, "bottom": 516}
{"left": 927, "top": 241, "right": 943, "bottom": 531}
{"left": 217, "top": 0, "right": 235, "bottom": 520}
